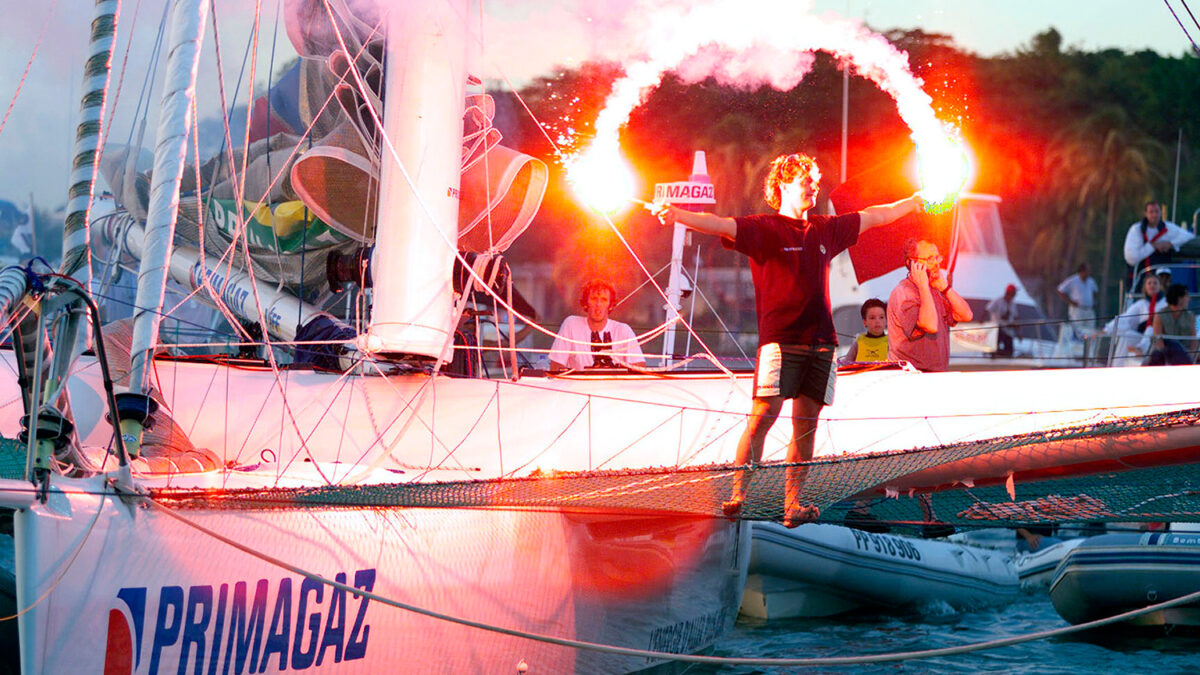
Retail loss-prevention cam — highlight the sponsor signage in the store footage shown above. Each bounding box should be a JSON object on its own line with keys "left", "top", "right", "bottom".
{"left": 104, "top": 569, "right": 376, "bottom": 674}
{"left": 653, "top": 182, "right": 715, "bottom": 206}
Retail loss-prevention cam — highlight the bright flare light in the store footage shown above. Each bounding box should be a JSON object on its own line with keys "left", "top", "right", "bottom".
{"left": 916, "top": 130, "right": 972, "bottom": 215}
{"left": 564, "top": 141, "right": 637, "bottom": 215}
{"left": 566, "top": 0, "right": 972, "bottom": 218}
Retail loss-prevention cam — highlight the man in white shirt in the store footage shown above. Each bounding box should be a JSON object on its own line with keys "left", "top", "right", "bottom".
{"left": 1055, "top": 262, "right": 1100, "bottom": 360}
{"left": 1057, "top": 263, "right": 1099, "bottom": 333}
{"left": 548, "top": 280, "right": 645, "bottom": 370}
{"left": 1123, "top": 201, "right": 1192, "bottom": 277}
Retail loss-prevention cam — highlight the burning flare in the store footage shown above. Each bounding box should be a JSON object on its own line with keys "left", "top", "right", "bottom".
{"left": 916, "top": 130, "right": 971, "bottom": 215}
{"left": 564, "top": 0, "right": 971, "bottom": 214}
{"left": 564, "top": 140, "right": 637, "bottom": 214}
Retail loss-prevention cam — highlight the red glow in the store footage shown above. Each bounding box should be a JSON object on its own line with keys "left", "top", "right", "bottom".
{"left": 566, "top": 511, "right": 717, "bottom": 596}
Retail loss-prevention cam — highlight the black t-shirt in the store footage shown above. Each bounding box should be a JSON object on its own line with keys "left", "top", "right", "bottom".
{"left": 727, "top": 212, "right": 861, "bottom": 347}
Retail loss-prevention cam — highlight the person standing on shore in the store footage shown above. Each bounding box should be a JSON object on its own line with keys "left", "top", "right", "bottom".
{"left": 1055, "top": 262, "right": 1098, "bottom": 356}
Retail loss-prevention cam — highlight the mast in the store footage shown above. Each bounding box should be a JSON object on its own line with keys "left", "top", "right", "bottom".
{"left": 0, "top": 0, "right": 120, "bottom": 315}
{"left": 1172, "top": 128, "right": 1182, "bottom": 224}
{"left": 60, "top": 0, "right": 122, "bottom": 284}
{"left": 122, "top": 0, "right": 208, "bottom": 455}
{"left": 363, "top": 0, "right": 467, "bottom": 361}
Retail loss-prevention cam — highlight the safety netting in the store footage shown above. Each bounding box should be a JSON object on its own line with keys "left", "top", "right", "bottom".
{"left": 0, "top": 437, "right": 23, "bottom": 481}
{"left": 143, "top": 404, "right": 1200, "bottom": 530}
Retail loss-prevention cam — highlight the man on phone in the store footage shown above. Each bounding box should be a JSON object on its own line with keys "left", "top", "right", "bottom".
{"left": 887, "top": 238, "right": 974, "bottom": 372}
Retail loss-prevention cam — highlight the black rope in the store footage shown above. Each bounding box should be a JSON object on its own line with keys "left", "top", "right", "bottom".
{"left": 1164, "top": 0, "right": 1200, "bottom": 56}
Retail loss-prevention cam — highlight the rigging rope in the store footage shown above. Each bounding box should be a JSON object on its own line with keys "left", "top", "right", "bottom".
{"left": 0, "top": 0, "right": 59, "bottom": 142}
{"left": 1165, "top": 0, "right": 1200, "bottom": 55}
{"left": 310, "top": 0, "right": 732, "bottom": 375}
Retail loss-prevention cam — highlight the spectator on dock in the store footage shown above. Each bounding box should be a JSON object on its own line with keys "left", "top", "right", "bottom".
{"left": 1060, "top": 264, "right": 1099, "bottom": 343}
{"left": 1104, "top": 272, "right": 1163, "bottom": 366}
{"left": 887, "top": 239, "right": 973, "bottom": 372}
{"left": 986, "top": 284, "right": 1019, "bottom": 358}
{"left": 1147, "top": 283, "right": 1196, "bottom": 366}
{"left": 1156, "top": 266, "right": 1174, "bottom": 291}
{"left": 548, "top": 279, "right": 644, "bottom": 371}
{"left": 1123, "top": 201, "right": 1191, "bottom": 279}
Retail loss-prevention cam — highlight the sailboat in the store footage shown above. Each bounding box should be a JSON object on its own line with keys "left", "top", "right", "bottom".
{"left": 4, "top": 2, "right": 1200, "bottom": 673}
{"left": 0, "top": 1, "right": 756, "bottom": 672}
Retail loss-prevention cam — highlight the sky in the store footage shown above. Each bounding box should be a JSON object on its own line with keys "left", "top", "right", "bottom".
{"left": 0, "top": 0, "right": 1195, "bottom": 212}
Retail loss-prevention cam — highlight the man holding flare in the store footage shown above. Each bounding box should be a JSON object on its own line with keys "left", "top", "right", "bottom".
{"left": 652, "top": 152, "right": 932, "bottom": 527}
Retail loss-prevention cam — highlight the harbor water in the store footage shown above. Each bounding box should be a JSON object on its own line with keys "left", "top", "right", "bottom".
{"left": 702, "top": 594, "right": 1200, "bottom": 674}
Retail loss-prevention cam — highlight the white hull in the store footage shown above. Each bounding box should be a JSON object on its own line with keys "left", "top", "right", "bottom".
{"left": 6, "top": 354, "right": 1200, "bottom": 670}
{"left": 9, "top": 354, "right": 1200, "bottom": 484}
{"left": 1015, "top": 538, "right": 1084, "bottom": 590}
{"left": 740, "top": 523, "right": 1017, "bottom": 619}
{"left": 1050, "top": 532, "right": 1200, "bottom": 626}
{"left": 9, "top": 474, "right": 748, "bottom": 673}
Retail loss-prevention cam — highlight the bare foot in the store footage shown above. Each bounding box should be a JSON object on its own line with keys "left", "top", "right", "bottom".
{"left": 783, "top": 503, "right": 819, "bottom": 528}
{"left": 721, "top": 497, "right": 744, "bottom": 518}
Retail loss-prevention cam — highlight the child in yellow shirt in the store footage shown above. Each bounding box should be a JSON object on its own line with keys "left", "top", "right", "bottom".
{"left": 844, "top": 298, "right": 888, "bottom": 362}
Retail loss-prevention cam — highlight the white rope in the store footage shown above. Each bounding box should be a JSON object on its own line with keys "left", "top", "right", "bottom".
{"left": 143, "top": 493, "right": 1200, "bottom": 667}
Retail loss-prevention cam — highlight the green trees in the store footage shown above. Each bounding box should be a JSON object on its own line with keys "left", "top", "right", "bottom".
{"left": 504, "top": 26, "right": 1199, "bottom": 326}
{"left": 1045, "top": 106, "right": 1167, "bottom": 315}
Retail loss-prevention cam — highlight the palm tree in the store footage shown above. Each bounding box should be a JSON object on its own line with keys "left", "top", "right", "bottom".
{"left": 1045, "top": 106, "right": 1167, "bottom": 316}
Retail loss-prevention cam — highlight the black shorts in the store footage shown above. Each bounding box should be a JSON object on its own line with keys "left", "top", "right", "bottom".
{"left": 753, "top": 343, "right": 836, "bottom": 405}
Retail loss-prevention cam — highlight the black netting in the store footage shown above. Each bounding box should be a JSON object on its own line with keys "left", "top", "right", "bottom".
{"left": 150, "top": 405, "right": 1200, "bottom": 528}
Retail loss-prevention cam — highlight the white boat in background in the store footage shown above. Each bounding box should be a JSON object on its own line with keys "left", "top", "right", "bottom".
{"left": 949, "top": 528, "right": 1088, "bottom": 591}
{"left": 1015, "top": 538, "right": 1085, "bottom": 590}
{"left": 740, "top": 522, "right": 1018, "bottom": 619}
{"left": 1050, "top": 531, "right": 1200, "bottom": 626}
{"left": 830, "top": 193, "right": 1061, "bottom": 368}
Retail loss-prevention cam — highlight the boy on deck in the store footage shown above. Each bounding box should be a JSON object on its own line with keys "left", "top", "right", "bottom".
{"left": 843, "top": 298, "right": 888, "bottom": 363}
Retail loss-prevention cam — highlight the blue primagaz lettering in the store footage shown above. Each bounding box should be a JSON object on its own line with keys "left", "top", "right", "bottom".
{"left": 110, "top": 568, "right": 376, "bottom": 674}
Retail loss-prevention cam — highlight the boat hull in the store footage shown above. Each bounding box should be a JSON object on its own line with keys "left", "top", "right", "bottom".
{"left": 1050, "top": 532, "right": 1200, "bottom": 626}
{"left": 12, "top": 476, "right": 748, "bottom": 674}
{"left": 1015, "top": 538, "right": 1084, "bottom": 590}
{"left": 740, "top": 523, "right": 1018, "bottom": 619}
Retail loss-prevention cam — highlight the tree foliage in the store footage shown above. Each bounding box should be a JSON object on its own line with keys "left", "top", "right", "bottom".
{"left": 497, "top": 26, "right": 1200, "bottom": 321}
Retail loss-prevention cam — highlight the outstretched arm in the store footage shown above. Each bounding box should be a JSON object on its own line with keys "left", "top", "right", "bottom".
{"left": 859, "top": 194, "right": 923, "bottom": 234}
{"left": 654, "top": 205, "right": 737, "bottom": 239}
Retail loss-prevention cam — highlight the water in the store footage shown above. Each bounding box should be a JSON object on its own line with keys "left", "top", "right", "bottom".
{"left": 700, "top": 593, "right": 1200, "bottom": 674}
